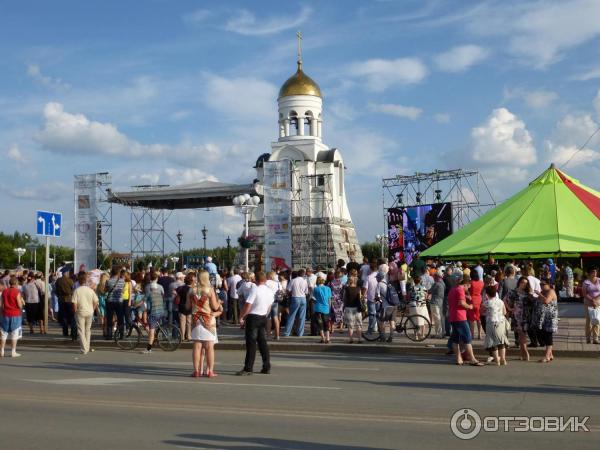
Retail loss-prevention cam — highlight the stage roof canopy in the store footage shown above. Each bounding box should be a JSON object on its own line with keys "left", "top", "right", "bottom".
{"left": 108, "top": 180, "right": 256, "bottom": 210}
{"left": 420, "top": 164, "right": 600, "bottom": 260}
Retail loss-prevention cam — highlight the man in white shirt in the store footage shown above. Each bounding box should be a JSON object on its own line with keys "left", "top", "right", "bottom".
{"left": 283, "top": 269, "right": 309, "bottom": 337}
{"left": 365, "top": 262, "right": 379, "bottom": 333}
{"left": 237, "top": 272, "right": 275, "bottom": 376}
{"left": 226, "top": 269, "right": 242, "bottom": 324}
{"left": 72, "top": 272, "right": 99, "bottom": 355}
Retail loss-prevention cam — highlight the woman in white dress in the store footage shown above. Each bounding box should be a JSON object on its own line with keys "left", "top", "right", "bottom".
{"left": 481, "top": 284, "right": 510, "bottom": 366}
{"left": 189, "top": 271, "right": 223, "bottom": 378}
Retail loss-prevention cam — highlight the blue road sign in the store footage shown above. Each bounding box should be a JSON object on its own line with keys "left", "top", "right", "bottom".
{"left": 36, "top": 211, "right": 62, "bottom": 237}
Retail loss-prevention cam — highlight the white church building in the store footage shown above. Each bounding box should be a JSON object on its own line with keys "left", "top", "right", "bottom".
{"left": 249, "top": 43, "right": 363, "bottom": 269}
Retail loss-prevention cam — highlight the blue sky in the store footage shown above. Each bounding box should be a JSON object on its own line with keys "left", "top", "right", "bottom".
{"left": 2, "top": 0, "right": 600, "bottom": 253}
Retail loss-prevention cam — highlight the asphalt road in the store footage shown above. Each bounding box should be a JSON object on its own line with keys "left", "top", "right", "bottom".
{"left": 0, "top": 346, "right": 598, "bottom": 449}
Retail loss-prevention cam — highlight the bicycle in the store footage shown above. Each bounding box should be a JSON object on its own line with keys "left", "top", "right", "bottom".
{"left": 115, "top": 316, "right": 182, "bottom": 351}
{"left": 362, "top": 303, "right": 432, "bottom": 343}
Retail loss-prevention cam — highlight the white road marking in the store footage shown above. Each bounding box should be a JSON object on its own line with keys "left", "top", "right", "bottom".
{"left": 26, "top": 377, "right": 341, "bottom": 390}
{"left": 136, "top": 360, "right": 380, "bottom": 371}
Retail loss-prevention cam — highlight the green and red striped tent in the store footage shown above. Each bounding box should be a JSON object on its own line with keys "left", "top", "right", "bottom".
{"left": 420, "top": 164, "right": 600, "bottom": 260}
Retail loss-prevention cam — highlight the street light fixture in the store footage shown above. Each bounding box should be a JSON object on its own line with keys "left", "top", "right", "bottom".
{"left": 226, "top": 236, "right": 231, "bottom": 269}
{"left": 170, "top": 256, "right": 179, "bottom": 270}
{"left": 176, "top": 230, "right": 183, "bottom": 271}
{"left": 232, "top": 194, "right": 261, "bottom": 272}
{"left": 201, "top": 225, "right": 208, "bottom": 256}
{"left": 13, "top": 247, "right": 26, "bottom": 265}
{"left": 375, "top": 234, "right": 388, "bottom": 259}
{"left": 26, "top": 242, "right": 38, "bottom": 271}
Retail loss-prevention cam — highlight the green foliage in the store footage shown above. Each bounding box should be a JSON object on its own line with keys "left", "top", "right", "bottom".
{"left": 131, "top": 245, "right": 239, "bottom": 271}
{"left": 361, "top": 241, "right": 382, "bottom": 262}
{"left": 0, "top": 231, "right": 74, "bottom": 270}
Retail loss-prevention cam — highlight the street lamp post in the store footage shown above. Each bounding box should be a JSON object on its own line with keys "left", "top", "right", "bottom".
{"left": 26, "top": 243, "right": 38, "bottom": 271}
{"left": 176, "top": 230, "right": 183, "bottom": 271}
{"left": 201, "top": 226, "right": 207, "bottom": 257}
{"left": 232, "top": 194, "right": 261, "bottom": 272}
{"left": 13, "top": 247, "right": 26, "bottom": 265}
{"left": 376, "top": 234, "right": 387, "bottom": 259}
{"left": 226, "top": 236, "right": 231, "bottom": 270}
{"left": 170, "top": 256, "right": 179, "bottom": 270}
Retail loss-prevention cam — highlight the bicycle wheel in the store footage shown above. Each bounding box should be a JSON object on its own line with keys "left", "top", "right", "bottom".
{"left": 157, "top": 324, "right": 182, "bottom": 351}
{"left": 115, "top": 325, "right": 141, "bottom": 350}
{"left": 361, "top": 329, "right": 382, "bottom": 342}
{"left": 403, "top": 315, "right": 432, "bottom": 342}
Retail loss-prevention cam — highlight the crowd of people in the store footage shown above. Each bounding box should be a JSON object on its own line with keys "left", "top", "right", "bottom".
{"left": 1, "top": 254, "right": 599, "bottom": 373}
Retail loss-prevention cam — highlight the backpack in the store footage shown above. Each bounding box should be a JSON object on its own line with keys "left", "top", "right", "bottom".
{"left": 176, "top": 285, "right": 192, "bottom": 314}
{"left": 385, "top": 282, "right": 401, "bottom": 306}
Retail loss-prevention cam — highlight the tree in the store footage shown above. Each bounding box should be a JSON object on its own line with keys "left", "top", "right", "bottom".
{"left": 0, "top": 231, "right": 73, "bottom": 270}
{"left": 360, "top": 241, "right": 381, "bottom": 262}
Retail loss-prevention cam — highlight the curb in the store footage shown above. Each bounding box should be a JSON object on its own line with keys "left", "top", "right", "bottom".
{"left": 19, "top": 338, "right": 600, "bottom": 359}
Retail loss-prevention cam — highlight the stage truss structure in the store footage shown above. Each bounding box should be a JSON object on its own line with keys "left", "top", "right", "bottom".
{"left": 382, "top": 169, "right": 496, "bottom": 235}
{"left": 95, "top": 173, "right": 113, "bottom": 267}
{"left": 128, "top": 185, "right": 178, "bottom": 265}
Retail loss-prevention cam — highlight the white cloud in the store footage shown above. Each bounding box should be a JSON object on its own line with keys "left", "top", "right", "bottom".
{"left": 36, "top": 102, "right": 225, "bottom": 168}
{"left": 37, "top": 102, "right": 163, "bottom": 156}
{"left": 544, "top": 113, "right": 600, "bottom": 167}
{"left": 203, "top": 74, "right": 277, "bottom": 122}
{"left": 369, "top": 102, "right": 422, "bottom": 120}
{"left": 6, "top": 145, "right": 26, "bottom": 163}
{"left": 434, "top": 45, "right": 489, "bottom": 73}
{"left": 471, "top": 107, "right": 537, "bottom": 166}
{"left": 465, "top": 0, "right": 600, "bottom": 68}
{"left": 348, "top": 58, "right": 427, "bottom": 92}
{"left": 0, "top": 181, "right": 69, "bottom": 201}
{"left": 225, "top": 7, "right": 312, "bottom": 36}
{"left": 570, "top": 67, "right": 600, "bottom": 81}
{"left": 434, "top": 113, "right": 451, "bottom": 124}
{"left": 504, "top": 88, "right": 558, "bottom": 109}
{"left": 27, "top": 64, "right": 70, "bottom": 90}
{"left": 164, "top": 168, "right": 218, "bottom": 185}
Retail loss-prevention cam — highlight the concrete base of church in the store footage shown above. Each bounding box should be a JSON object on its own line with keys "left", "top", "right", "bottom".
{"left": 240, "top": 219, "right": 363, "bottom": 272}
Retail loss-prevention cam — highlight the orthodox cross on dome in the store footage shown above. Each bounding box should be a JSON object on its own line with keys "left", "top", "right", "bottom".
{"left": 297, "top": 30, "right": 303, "bottom": 69}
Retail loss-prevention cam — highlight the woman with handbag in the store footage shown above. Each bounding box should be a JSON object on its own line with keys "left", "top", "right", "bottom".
{"left": 189, "top": 271, "right": 223, "bottom": 378}
{"left": 481, "top": 285, "right": 509, "bottom": 365}
{"left": 505, "top": 276, "right": 534, "bottom": 361}
{"left": 342, "top": 276, "right": 363, "bottom": 343}
{"left": 535, "top": 280, "right": 559, "bottom": 362}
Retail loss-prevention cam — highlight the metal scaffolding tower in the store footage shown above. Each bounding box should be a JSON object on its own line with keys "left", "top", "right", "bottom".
{"left": 95, "top": 172, "right": 113, "bottom": 267}
{"left": 129, "top": 185, "right": 175, "bottom": 264}
{"left": 382, "top": 169, "right": 496, "bottom": 233}
{"left": 292, "top": 172, "right": 335, "bottom": 269}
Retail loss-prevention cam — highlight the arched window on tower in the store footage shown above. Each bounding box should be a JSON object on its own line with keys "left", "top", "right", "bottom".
{"left": 289, "top": 111, "right": 298, "bottom": 136}
{"left": 305, "top": 111, "right": 314, "bottom": 136}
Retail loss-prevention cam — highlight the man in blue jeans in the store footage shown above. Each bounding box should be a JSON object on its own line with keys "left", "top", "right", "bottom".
{"left": 282, "top": 269, "right": 308, "bottom": 337}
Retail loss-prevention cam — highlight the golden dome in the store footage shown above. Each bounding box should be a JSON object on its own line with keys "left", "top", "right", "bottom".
{"left": 278, "top": 62, "right": 322, "bottom": 99}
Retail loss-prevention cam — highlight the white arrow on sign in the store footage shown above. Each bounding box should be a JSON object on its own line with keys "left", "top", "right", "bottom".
{"left": 51, "top": 215, "right": 60, "bottom": 236}
{"left": 38, "top": 215, "right": 46, "bottom": 233}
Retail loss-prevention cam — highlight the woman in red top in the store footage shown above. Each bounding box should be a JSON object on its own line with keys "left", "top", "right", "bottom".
{"left": 468, "top": 271, "right": 485, "bottom": 340}
{"left": 1, "top": 276, "right": 25, "bottom": 357}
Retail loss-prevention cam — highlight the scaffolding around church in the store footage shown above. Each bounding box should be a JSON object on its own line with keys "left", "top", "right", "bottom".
{"left": 381, "top": 169, "right": 496, "bottom": 234}
{"left": 291, "top": 172, "right": 335, "bottom": 269}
